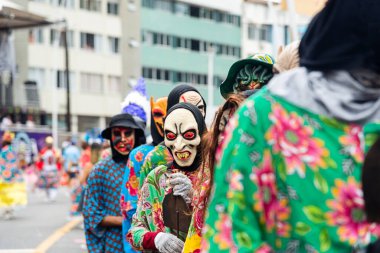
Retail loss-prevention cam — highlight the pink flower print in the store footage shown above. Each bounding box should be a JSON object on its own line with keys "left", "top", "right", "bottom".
{"left": 339, "top": 125, "right": 364, "bottom": 163}
{"left": 214, "top": 213, "right": 237, "bottom": 252}
{"left": 120, "top": 195, "right": 133, "bottom": 219}
{"left": 266, "top": 104, "right": 329, "bottom": 177}
{"left": 230, "top": 170, "right": 243, "bottom": 192}
{"left": 126, "top": 167, "right": 138, "bottom": 196}
{"left": 152, "top": 202, "right": 165, "bottom": 231}
{"left": 256, "top": 244, "right": 273, "bottom": 253}
{"left": 276, "top": 198, "right": 291, "bottom": 237}
{"left": 135, "top": 151, "right": 144, "bottom": 162}
{"left": 251, "top": 151, "right": 278, "bottom": 230}
{"left": 326, "top": 178, "right": 380, "bottom": 245}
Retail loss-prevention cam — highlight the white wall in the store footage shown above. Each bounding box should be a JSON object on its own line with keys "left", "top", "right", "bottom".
{"left": 26, "top": 0, "right": 123, "bottom": 120}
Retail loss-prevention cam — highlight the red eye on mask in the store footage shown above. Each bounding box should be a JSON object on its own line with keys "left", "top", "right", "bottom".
{"left": 166, "top": 132, "right": 176, "bottom": 140}
{"left": 183, "top": 130, "right": 196, "bottom": 140}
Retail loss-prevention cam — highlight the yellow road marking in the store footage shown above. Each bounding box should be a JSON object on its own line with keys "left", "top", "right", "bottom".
{"left": 34, "top": 218, "right": 82, "bottom": 253}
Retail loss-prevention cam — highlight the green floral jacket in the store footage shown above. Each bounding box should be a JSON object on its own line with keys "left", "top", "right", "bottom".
{"left": 202, "top": 90, "right": 380, "bottom": 253}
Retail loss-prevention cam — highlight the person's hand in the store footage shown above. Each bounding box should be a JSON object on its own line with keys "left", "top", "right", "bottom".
{"left": 169, "top": 173, "right": 193, "bottom": 204}
{"left": 154, "top": 232, "right": 184, "bottom": 253}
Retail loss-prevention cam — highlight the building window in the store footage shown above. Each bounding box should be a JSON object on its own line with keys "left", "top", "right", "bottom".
{"left": 50, "top": 29, "right": 74, "bottom": 47}
{"left": 80, "top": 32, "right": 102, "bottom": 52}
{"left": 248, "top": 24, "right": 257, "bottom": 40}
{"left": 107, "top": 1, "right": 119, "bottom": 15}
{"left": 28, "top": 29, "right": 44, "bottom": 44}
{"left": 107, "top": 76, "right": 121, "bottom": 93}
{"left": 108, "top": 37, "right": 119, "bottom": 54}
{"left": 189, "top": 5, "right": 200, "bottom": 17}
{"left": 259, "top": 25, "right": 273, "bottom": 42}
{"left": 28, "top": 68, "right": 45, "bottom": 87}
{"left": 175, "top": 2, "right": 189, "bottom": 15}
{"left": 50, "top": 0, "right": 75, "bottom": 8}
{"left": 80, "top": 73, "right": 103, "bottom": 93}
{"left": 80, "top": 0, "right": 101, "bottom": 11}
{"left": 53, "top": 70, "right": 75, "bottom": 89}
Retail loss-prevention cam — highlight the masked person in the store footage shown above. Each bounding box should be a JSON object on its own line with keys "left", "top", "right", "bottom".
{"left": 36, "top": 136, "right": 61, "bottom": 202}
{"left": 219, "top": 53, "right": 275, "bottom": 99}
{"left": 83, "top": 113, "right": 146, "bottom": 253}
{"left": 183, "top": 94, "right": 244, "bottom": 253}
{"left": 127, "top": 103, "right": 207, "bottom": 253}
{"left": 138, "top": 84, "right": 207, "bottom": 190}
{"left": 203, "top": 0, "right": 380, "bottom": 252}
{"left": 120, "top": 96, "right": 167, "bottom": 253}
{"left": 0, "top": 131, "right": 27, "bottom": 220}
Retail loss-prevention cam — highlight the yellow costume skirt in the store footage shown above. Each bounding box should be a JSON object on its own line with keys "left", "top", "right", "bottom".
{"left": 0, "top": 182, "right": 27, "bottom": 208}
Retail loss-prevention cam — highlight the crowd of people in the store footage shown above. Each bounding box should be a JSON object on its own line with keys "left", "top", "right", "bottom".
{"left": 1, "top": 0, "right": 380, "bottom": 252}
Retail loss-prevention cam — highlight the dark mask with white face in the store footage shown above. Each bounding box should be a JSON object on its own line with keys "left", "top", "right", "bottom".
{"left": 164, "top": 103, "right": 206, "bottom": 172}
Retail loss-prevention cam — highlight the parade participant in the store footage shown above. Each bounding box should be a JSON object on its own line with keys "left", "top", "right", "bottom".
{"left": 63, "top": 138, "right": 81, "bottom": 188}
{"left": 203, "top": 0, "right": 380, "bottom": 252}
{"left": 183, "top": 94, "right": 244, "bottom": 253}
{"left": 127, "top": 103, "right": 207, "bottom": 253}
{"left": 118, "top": 77, "right": 153, "bottom": 252}
{"left": 138, "top": 84, "right": 207, "bottom": 189}
{"left": 75, "top": 142, "right": 102, "bottom": 214}
{"left": 0, "top": 131, "right": 27, "bottom": 220}
{"left": 36, "top": 136, "right": 61, "bottom": 202}
{"left": 83, "top": 112, "right": 146, "bottom": 253}
{"left": 120, "top": 96, "right": 167, "bottom": 253}
{"left": 219, "top": 53, "right": 275, "bottom": 99}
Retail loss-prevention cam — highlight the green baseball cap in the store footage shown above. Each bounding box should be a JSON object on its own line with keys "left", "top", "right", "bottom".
{"left": 220, "top": 53, "right": 275, "bottom": 98}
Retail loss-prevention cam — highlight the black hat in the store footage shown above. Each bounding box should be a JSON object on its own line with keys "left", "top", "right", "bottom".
{"left": 101, "top": 113, "right": 146, "bottom": 140}
{"left": 299, "top": 0, "right": 380, "bottom": 71}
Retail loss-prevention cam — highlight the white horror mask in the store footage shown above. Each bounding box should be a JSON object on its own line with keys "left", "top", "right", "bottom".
{"left": 179, "top": 91, "right": 206, "bottom": 118}
{"left": 164, "top": 108, "right": 201, "bottom": 168}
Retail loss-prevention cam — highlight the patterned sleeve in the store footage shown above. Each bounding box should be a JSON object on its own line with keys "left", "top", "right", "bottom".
{"left": 127, "top": 178, "right": 156, "bottom": 251}
{"left": 139, "top": 145, "right": 172, "bottom": 189}
{"left": 202, "top": 98, "right": 273, "bottom": 252}
{"left": 83, "top": 164, "right": 107, "bottom": 238}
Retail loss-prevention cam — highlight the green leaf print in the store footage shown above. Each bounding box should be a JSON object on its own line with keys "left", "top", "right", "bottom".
{"left": 277, "top": 161, "right": 286, "bottom": 181}
{"left": 236, "top": 232, "right": 253, "bottom": 248}
{"left": 319, "top": 229, "right": 331, "bottom": 252}
{"left": 314, "top": 172, "right": 328, "bottom": 194}
{"left": 303, "top": 206, "right": 325, "bottom": 223}
{"left": 295, "top": 222, "right": 311, "bottom": 236}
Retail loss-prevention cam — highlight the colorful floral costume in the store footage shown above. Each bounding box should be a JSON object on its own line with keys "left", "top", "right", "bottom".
{"left": 0, "top": 145, "right": 27, "bottom": 208}
{"left": 127, "top": 165, "right": 197, "bottom": 251}
{"left": 183, "top": 164, "right": 211, "bottom": 253}
{"left": 36, "top": 147, "right": 60, "bottom": 190}
{"left": 83, "top": 157, "right": 126, "bottom": 253}
{"left": 138, "top": 144, "right": 173, "bottom": 189}
{"left": 202, "top": 90, "right": 380, "bottom": 252}
{"left": 120, "top": 144, "right": 154, "bottom": 252}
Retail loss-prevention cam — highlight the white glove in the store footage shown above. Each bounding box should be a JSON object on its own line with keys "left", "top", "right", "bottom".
{"left": 169, "top": 173, "right": 193, "bottom": 204}
{"left": 154, "top": 232, "right": 184, "bottom": 253}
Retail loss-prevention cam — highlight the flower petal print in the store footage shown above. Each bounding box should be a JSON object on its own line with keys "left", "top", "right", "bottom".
{"left": 250, "top": 151, "right": 291, "bottom": 235}
{"left": 266, "top": 104, "right": 329, "bottom": 177}
{"left": 214, "top": 213, "right": 237, "bottom": 252}
{"left": 326, "top": 177, "right": 380, "bottom": 245}
{"left": 339, "top": 125, "right": 364, "bottom": 163}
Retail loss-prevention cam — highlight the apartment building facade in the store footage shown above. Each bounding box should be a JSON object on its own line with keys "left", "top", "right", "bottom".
{"left": 140, "top": 0, "right": 242, "bottom": 108}
{"left": 12, "top": 0, "right": 131, "bottom": 133}
{"left": 241, "top": 0, "right": 313, "bottom": 58}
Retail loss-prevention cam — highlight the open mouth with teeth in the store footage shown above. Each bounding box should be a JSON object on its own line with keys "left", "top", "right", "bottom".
{"left": 175, "top": 151, "right": 191, "bottom": 160}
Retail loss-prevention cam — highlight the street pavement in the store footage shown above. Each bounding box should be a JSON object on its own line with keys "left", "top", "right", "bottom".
{"left": 0, "top": 188, "right": 86, "bottom": 253}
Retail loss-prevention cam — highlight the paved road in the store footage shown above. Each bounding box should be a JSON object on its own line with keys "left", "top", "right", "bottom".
{"left": 0, "top": 188, "right": 86, "bottom": 253}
